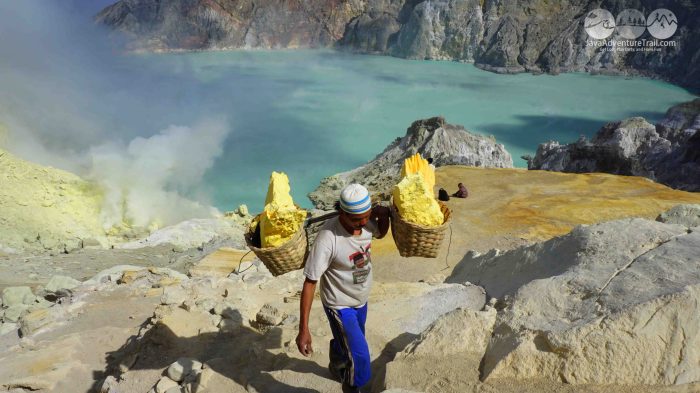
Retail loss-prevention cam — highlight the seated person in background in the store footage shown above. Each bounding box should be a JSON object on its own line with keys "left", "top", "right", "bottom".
{"left": 453, "top": 183, "right": 468, "bottom": 198}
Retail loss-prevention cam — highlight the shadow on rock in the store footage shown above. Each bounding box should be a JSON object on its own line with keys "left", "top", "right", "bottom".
{"left": 89, "top": 308, "right": 328, "bottom": 393}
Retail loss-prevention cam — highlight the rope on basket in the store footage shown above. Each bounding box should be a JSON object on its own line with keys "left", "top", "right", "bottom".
{"left": 235, "top": 250, "right": 254, "bottom": 275}
{"left": 442, "top": 224, "right": 453, "bottom": 271}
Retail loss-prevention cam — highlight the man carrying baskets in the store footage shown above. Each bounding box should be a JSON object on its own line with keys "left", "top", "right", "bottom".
{"left": 296, "top": 184, "right": 390, "bottom": 393}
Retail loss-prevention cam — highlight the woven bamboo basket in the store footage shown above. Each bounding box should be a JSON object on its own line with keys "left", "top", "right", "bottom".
{"left": 390, "top": 201, "right": 451, "bottom": 258}
{"left": 244, "top": 217, "right": 308, "bottom": 277}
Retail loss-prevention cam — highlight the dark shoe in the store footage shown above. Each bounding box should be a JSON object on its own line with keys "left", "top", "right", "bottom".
{"left": 328, "top": 339, "right": 347, "bottom": 382}
{"left": 341, "top": 383, "right": 363, "bottom": 393}
{"left": 328, "top": 362, "right": 344, "bottom": 382}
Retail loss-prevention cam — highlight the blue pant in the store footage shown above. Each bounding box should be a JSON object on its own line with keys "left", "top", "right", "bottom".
{"left": 323, "top": 303, "right": 370, "bottom": 388}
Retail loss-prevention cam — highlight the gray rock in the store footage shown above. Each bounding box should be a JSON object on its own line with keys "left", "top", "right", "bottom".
{"left": 657, "top": 204, "right": 700, "bottom": 228}
{"left": 255, "top": 303, "right": 285, "bottom": 326}
{"left": 527, "top": 99, "right": 700, "bottom": 192}
{"left": 0, "top": 322, "right": 18, "bottom": 336}
{"left": 2, "top": 286, "right": 36, "bottom": 307}
{"left": 167, "top": 358, "right": 203, "bottom": 383}
{"left": 194, "top": 298, "right": 217, "bottom": 313}
{"left": 3, "top": 304, "right": 30, "bottom": 323}
{"left": 309, "top": 116, "right": 513, "bottom": 209}
{"left": 161, "top": 286, "right": 188, "bottom": 306}
{"left": 155, "top": 376, "right": 179, "bottom": 393}
{"left": 44, "top": 275, "right": 81, "bottom": 293}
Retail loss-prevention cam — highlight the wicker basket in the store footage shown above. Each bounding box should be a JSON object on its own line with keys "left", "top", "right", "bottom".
{"left": 390, "top": 201, "right": 451, "bottom": 258}
{"left": 244, "top": 217, "right": 308, "bottom": 277}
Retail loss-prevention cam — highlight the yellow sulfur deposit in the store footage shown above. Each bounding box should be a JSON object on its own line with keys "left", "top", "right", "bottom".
{"left": 259, "top": 171, "right": 307, "bottom": 248}
{"left": 393, "top": 173, "right": 444, "bottom": 227}
{"left": 400, "top": 153, "right": 435, "bottom": 191}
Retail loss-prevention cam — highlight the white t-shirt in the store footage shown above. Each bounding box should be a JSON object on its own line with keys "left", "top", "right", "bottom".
{"left": 303, "top": 217, "right": 378, "bottom": 309}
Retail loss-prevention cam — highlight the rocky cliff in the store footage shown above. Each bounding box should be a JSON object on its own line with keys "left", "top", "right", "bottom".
{"left": 97, "top": 0, "right": 700, "bottom": 90}
{"left": 307, "top": 116, "right": 513, "bottom": 209}
{"left": 95, "top": 0, "right": 364, "bottom": 51}
{"left": 527, "top": 99, "right": 700, "bottom": 192}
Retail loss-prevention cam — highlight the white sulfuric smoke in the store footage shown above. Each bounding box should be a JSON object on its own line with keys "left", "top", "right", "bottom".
{"left": 0, "top": 1, "right": 232, "bottom": 231}
{"left": 89, "top": 119, "right": 229, "bottom": 230}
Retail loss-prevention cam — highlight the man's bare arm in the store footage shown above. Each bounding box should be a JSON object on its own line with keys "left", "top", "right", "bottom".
{"left": 296, "top": 277, "right": 317, "bottom": 356}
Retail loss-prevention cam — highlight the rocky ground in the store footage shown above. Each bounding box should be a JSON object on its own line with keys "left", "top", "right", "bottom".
{"left": 2, "top": 165, "right": 700, "bottom": 392}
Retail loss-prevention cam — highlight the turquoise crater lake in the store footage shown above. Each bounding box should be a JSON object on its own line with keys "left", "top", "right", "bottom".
{"left": 141, "top": 50, "right": 696, "bottom": 212}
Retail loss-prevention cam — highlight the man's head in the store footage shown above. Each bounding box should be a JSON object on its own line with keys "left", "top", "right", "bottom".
{"left": 338, "top": 184, "right": 372, "bottom": 232}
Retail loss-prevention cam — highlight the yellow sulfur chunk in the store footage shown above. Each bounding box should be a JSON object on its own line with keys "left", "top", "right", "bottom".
{"left": 393, "top": 173, "right": 444, "bottom": 227}
{"left": 260, "top": 172, "right": 307, "bottom": 248}
{"left": 400, "top": 153, "right": 435, "bottom": 191}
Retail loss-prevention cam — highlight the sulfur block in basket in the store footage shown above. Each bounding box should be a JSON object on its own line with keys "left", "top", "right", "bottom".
{"left": 393, "top": 173, "right": 443, "bottom": 227}
{"left": 400, "top": 152, "right": 435, "bottom": 191}
{"left": 260, "top": 172, "right": 306, "bottom": 248}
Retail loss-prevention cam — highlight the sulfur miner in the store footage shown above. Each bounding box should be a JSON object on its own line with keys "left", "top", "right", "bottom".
{"left": 259, "top": 171, "right": 306, "bottom": 247}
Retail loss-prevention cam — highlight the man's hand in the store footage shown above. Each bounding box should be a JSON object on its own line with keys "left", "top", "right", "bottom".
{"left": 371, "top": 204, "right": 391, "bottom": 239}
{"left": 296, "top": 329, "right": 313, "bottom": 357}
{"left": 370, "top": 205, "right": 390, "bottom": 220}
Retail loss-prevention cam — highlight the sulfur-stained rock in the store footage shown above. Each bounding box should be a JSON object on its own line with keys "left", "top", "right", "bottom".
{"left": 259, "top": 172, "right": 306, "bottom": 248}
{"left": 393, "top": 173, "right": 443, "bottom": 227}
{"left": 19, "top": 307, "right": 60, "bottom": 337}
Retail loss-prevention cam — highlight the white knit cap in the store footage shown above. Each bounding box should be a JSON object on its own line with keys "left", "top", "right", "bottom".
{"left": 339, "top": 184, "right": 371, "bottom": 214}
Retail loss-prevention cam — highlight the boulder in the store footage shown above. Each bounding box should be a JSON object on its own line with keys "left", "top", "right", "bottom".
{"left": 448, "top": 217, "right": 700, "bottom": 385}
{"left": 2, "top": 286, "right": 36, "bottom": 307}
{"left": 167, "top": 358, "right": 203, "bottom": 383}
{"left": 309, "top": 117, "right": 512, "bottom": 209}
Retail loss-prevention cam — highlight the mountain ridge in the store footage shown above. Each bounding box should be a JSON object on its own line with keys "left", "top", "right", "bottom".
{"left": 96, "top": 0, "right": 700, "bottom": 90}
